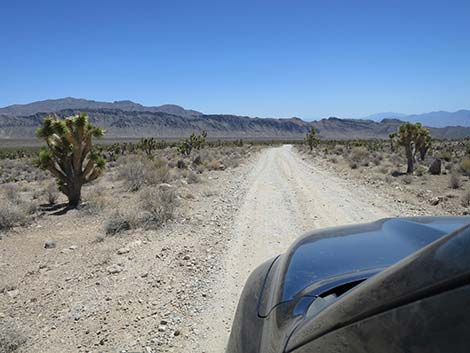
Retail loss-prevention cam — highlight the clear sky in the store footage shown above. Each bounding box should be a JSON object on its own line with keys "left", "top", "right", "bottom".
{"left": 1, "top": 0, "right": 469, "bottom": 119}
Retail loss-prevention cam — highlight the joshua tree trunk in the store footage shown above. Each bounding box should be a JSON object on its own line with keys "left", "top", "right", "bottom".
{"left": 406, "top": 146, "right": 414, "bottom": 174}
{"left": 67, "top": 182, "right": 82, "bottom": 207}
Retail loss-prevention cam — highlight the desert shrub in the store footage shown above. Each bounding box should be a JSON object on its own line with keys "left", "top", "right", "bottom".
{"left": 118, "top": 157, "right": 146, "bottom": 191}
{"left": 2, "top": 184, "right": 19, "bottom": 202}
{"left": 460, "top": 158, "right": 470, "bottom": 176}
{"left": 440, "top": 151, "right": 452, "bottom": 162}
{"left": 82, "top": 185, "right": 108, "bottom": 213}
{"left": 187, "top": 171, "right": 200, "bottom": 184}
{"left": 333, "top": 146, "right": 344, "bottom": 155}
{"left": 145, "top": 163, "right": 172, "bottom": 185}
{"left": 0, "top": 321, "right": 26, "bottom": 353}
{"left": 350, "top": 147, "right": 369, "bottom": 162}
{"left": 119, "top": 156, "right": 172, "bottom": 191}
{"left": 379, "top": 166, "right": 389, "bottom": 174}
{"left": 415, "top": 165, "right": 426, "bottom": 176}
{"left": 45, "top": 182, "right": 59, "bottom": 205}
{"left": 461, "top": 191, "right": 470, "bottom": 207}
{"left": 105, "top": 210, "right": 132, "bottom": 235}
{"left": 402, "top": 175, "right": 413, "bottom": 184}
{"left": 0, "top": 202, "right": 26, "bottom": 231}
{"left": 139, "top": 186, "right": 178, "bottom": 228}
{"left": 449, "top": 173, "right": 461, "bottom": 189}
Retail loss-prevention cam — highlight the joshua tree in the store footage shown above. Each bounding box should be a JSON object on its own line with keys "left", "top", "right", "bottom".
{"left": 305, "top": 127, "right": 318, "bottom": 152}
{"left": 393, "top": 122, "right": 431, "bottom": 174}
{"left": 139, "top": 137, "right": 157, "bottom": 156}
{"left": 177, "top": 131, "right": 207, "bottom": 156}
{"left": 36, "top": 113, "right": 105, "bottom": 207}
{"left": 415, "top": 128, "right": 432, "bottom": 161}
{"left": 389, "top": 132, "right": 397, "bottom": 152}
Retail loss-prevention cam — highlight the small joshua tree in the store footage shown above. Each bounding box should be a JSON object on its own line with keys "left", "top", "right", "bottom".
{"left": 36, "top": 113, "right": 105, "bottom": 207}
{"left": 139, "top": 137, "right": 157, "bottom": 156}
{"left": 389, "top": 132, "right": 397, "bottom": 152}
{"left": 177, "top": 131, "right": 207, "bottom": 156}
{"left": 305, "top": 127, "right": 318, "bottom": 152}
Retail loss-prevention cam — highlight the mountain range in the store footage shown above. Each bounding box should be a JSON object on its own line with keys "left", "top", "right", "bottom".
{"left": 362, "top": 110, "right": 470, "bottom": 128}
{"left": 0, "top": 98, "right": 469, "bottom": 140}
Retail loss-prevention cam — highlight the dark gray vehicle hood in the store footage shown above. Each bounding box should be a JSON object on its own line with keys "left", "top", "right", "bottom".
{"left": 259, "top": 216, "right": 470, "bottom": 317}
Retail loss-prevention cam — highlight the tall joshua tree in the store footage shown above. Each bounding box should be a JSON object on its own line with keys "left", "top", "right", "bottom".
{"left": 393, "top": 122, "right": 431, "bottom": 174}
{"left": 305, "top": 127, "right": 318, "bottom": 152}
{"left": 36, "top": 113, "right": 105, "bottom": 207}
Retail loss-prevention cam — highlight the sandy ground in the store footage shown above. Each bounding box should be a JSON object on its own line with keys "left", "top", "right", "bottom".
{"left": 1, "top": 145, "right": 436, "bottom": 353}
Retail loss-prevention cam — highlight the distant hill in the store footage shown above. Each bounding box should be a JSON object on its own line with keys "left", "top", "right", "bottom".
{"left": 0, "top": 97, "right": 202, "bottom": 119}
{"left": 363, "top": 110, "right": 470, "bottom": 128}
{"left": 1, "top": 98, "right": 470, "bottom": 140}
{"left": 363, "top": 112, "right": 407, "bottom": 121}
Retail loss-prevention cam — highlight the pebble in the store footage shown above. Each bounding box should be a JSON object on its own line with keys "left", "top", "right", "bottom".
{"left": 117, "top": 247, "right": 130, "bottom": 255}
{"left": 44, "top": 240, "right": 57, "bottom": 249}
{"left": 107, "top": 264, "right": 124, "bottom": 274}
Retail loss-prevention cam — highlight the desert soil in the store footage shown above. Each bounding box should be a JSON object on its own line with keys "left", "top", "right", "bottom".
{"left": 1, "top": 145, "right": 442, "bottom": 353}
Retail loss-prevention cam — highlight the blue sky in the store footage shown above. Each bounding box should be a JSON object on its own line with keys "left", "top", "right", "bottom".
{"left": 1, "top": 0, "right": 469, "bottom": 118}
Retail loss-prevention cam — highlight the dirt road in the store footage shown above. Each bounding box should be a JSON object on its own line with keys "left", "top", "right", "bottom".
{"left": 187, "top": 145, "right": 393, "bottom": 352}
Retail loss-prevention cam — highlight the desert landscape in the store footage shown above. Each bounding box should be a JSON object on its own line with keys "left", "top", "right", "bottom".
{"left": 2, "top": 2, "right": 470, "bottom": 352}
{"left": 1, "top": 104, "right": 470, "bottom": 352}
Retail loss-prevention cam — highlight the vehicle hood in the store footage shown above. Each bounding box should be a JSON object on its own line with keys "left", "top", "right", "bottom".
{"left": 258, "top": 216, "right": 470, "bottom": 317}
